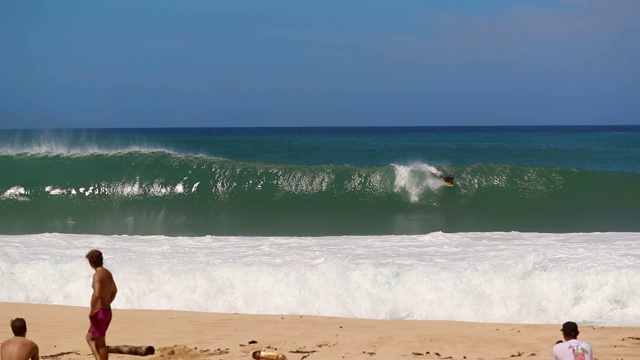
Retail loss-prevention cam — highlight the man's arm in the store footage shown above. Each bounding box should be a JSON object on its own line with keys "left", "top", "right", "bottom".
{"left": 111, "top": 281, "right": 118, "bottom": 303}
{"left": 31, "top": 341, "right": 39, "bottom": 360}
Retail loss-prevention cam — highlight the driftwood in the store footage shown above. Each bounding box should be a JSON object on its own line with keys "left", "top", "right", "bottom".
{"left": 107, "top": 345, "right": 155, "bottom": 356}
{"left": 252, "top": 350, "right": 287, "bottom": 360}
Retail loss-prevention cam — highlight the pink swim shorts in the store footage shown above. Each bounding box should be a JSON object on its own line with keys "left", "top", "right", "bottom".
{"left": 88, "top": 308, "right": 112, "bottom": 339}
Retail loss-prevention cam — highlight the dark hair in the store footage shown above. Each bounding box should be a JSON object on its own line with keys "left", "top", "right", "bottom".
{"left": 561, "top": 321, "right": 579, "bottom": 337}
{"left": 10, "top": 318, "right": 27, "bottom": 336}
{"left": 86, "top": 249, "right": 104, "bottom": 267}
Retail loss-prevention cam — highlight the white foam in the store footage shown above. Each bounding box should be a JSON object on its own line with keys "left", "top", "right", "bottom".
{"left": 30, "top": 180, "right": 190, "bottom": 200}
{"left": 392, "top": 163, "right": 447, "bottom": 202}
{"left": 0, "top": 186, "right": 30, "bottom": 201}
{"left": 0, "top": 232, "right": 638, "bottom": 326}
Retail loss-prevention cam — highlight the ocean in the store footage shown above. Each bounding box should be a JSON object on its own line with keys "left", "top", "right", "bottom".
{"left": 1, "top": 126, "right": 639, "bottom": 326}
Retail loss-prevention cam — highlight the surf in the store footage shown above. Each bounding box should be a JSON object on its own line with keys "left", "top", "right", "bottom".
{"left": 1, "top": 231, "right": 638, "bottom": 326}
{"left": 1, "top": 150, "right": 639, "bottom": 235}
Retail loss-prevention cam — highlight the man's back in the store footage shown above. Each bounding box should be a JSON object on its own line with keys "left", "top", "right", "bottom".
{"left": 93, "top": 267, "right": 117, "bottom": 309}
{"left": 1, "top": 336, "right": 39, "bottom": 360}
{"left": 553, "top": 339, "right": 592, "bottom": 360}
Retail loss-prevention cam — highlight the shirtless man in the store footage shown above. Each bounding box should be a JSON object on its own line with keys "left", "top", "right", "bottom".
{"left": 85, "top": 249, "right": 118, "bottom": 360}
{"left": 1, "top": 318, "right": 39, "bottom": 360}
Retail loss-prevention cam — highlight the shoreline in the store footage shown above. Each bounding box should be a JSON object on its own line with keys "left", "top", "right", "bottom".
{"left": 1, "top": 302, "right": 639, "bottom": 359}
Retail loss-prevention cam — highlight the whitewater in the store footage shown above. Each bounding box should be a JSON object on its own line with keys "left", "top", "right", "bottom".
{"left": 1, "top": 231, "right": 638, "bottom": 326}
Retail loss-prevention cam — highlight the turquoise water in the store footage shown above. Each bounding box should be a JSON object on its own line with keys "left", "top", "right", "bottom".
{"left": 1, "top": 126, "right": 639, "bottom": 235}
{"left": 2, "top": 126, "right": 640, "bottom": 325}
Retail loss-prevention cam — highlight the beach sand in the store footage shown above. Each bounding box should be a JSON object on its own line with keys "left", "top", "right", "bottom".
{"left": 1, "top": 302, "right": 638, "bottom": 360}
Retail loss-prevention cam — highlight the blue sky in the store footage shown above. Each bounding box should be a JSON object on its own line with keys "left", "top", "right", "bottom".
{"left": 1, "top": 0, "right": 638, "bottom": 128}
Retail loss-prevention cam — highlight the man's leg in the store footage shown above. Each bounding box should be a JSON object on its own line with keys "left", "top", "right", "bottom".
{"left": 86, "top": 332, "right": 100, "bottom": 360}
{"left": 95, "top": 336, "right": 109, "bottom": 360}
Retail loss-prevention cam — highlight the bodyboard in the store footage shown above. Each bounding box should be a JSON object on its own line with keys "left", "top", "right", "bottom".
{"left": 439, "top": 178, "right": 454, "bottom": 187}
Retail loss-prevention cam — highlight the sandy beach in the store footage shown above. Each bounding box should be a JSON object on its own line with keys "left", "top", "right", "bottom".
{"left": 0, "top": 302, "right": 638, "bottom": 360}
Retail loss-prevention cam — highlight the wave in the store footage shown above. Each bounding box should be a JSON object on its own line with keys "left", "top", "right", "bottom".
{"left": 2, "top": 232, "right": 639, "bottom": 325}
{"left": 1, "top": 150, "right": 639, "bottom": 235}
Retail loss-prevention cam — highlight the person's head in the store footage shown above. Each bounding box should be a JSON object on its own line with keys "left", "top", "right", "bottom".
{"left": 86, "top": 249, "right": 104, "bottom": 268}
{"left": 10, "top": 318, "right": 27, "bottom": 337}
{"left": 561, "top": 321, "right": 579, "bottom": 340}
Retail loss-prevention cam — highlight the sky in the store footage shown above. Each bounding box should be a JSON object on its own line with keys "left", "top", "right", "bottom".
{"left": 0, "top": 0, "right": 638, "bottom": 128}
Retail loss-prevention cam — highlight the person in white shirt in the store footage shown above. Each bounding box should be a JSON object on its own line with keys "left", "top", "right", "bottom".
{"left": 552, "top": 321, "right": 593, "bottom": 360}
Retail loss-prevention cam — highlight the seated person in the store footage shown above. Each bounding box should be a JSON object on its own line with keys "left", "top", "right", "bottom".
{"left": 1, "top": 318, "right": 39, "bottom": 360}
